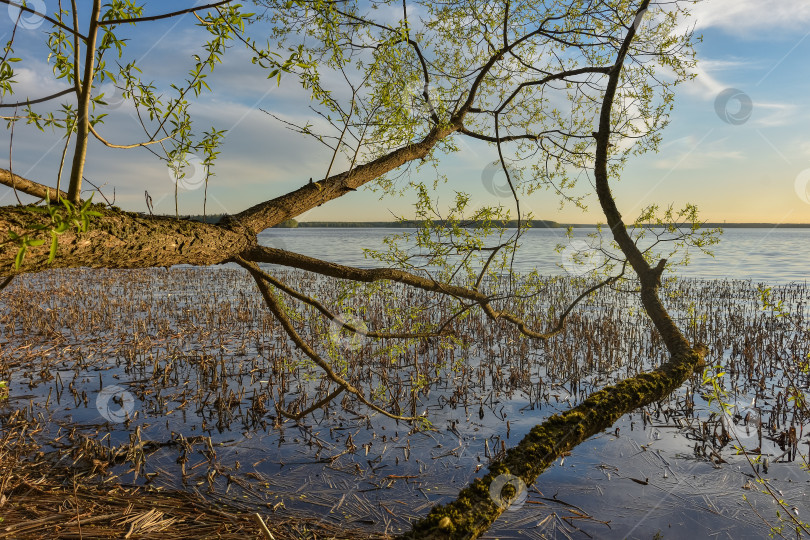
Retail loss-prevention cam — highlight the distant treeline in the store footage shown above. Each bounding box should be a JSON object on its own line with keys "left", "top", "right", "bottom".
{"left": 179, "top": 214, "right": 225, "bottom": 224}
{"left": 288, "top": 221, "right": 810, "bottom": 229}
{"left": 169, "top": 215, "right": 299, "bottom": 227}
{"left": 172, "top": 215, "right": 810, "bottom": 229}
{"left": 176, "top": 216, "right": 563, "bottom": 228}
{"left": 295, "top": 219, "right": 565, "bottom": 228}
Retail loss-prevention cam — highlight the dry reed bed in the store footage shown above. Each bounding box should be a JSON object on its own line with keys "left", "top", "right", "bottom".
{"left": 0, "top": 410, "right": 384, "bottom": 539}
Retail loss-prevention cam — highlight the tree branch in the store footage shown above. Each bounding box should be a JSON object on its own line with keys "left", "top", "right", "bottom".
{"left": 225, "top": 123, "right": 459, "bottom": 234}
{"left": 0, "top": 88, "right": 75, "bottom": 108}
{"left": 88, "top": 123, "right": 172, "bottom": 149}
{"left": 277, "top": 386, "right": 345, "bottom": 421}
{"left": 241, "top": 261, "right": 455, "bottom": 340}
{"left": 0, "top": 0, "right": 86, "bottom": 39}
{"left": 458, "top": 128, "right": 541, "bottom": 143}
{"left": 242, "top": 245, "right": 606, "bottom": 341}
{"left": 236, "top": 257, "right": 422, "bottom": 422}
{"left": 0, "top": 168, "right": 70, "bottom": 201}
{"left": 98, "top": 1, "right": 232, "bottom": 26}
{"left": 496, "top": 66, "right": 611, "bottom": 115}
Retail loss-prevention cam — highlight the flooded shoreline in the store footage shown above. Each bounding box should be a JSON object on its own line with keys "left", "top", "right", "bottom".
{"left": 1, "top": 268, "right": 809, "bottom": 538}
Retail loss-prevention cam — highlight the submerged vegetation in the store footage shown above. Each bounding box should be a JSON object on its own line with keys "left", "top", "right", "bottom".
{"left": 1, "top": 268, "right": 808, "bottom": 537}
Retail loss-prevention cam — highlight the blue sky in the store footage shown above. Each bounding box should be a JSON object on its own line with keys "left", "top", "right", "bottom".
{"left": 2, "top": 0, "right": 810, "bottom": 225}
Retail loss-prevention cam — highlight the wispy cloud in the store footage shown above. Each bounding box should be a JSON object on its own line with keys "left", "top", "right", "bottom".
{"left": 676, "top": 59, "right": 803, "bottom": 129}
{"left": 652, "top": 136, "right": 743, "bottom": 170}
{"left": 754, "top": 102, "right": 802, "bottom": 127}
{"left": 689, "top": 0, "right": 810, "bottom": 34}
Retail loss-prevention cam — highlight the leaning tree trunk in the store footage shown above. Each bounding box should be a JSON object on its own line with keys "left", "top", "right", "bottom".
{"left": 0, "top": 206, "right": 252, "bottom": 274}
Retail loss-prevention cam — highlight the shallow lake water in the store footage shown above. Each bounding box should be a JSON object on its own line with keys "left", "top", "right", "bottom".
{"left": 1, "top": 227, "right": 809, "bottom": 539}
{"left": 258, "top": 227, "right": 810, "bottom": 284}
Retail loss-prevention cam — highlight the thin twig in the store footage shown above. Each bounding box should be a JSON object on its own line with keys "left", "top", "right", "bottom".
{"left": 8, "top": 105, "right": 20, "bottom": 204}
{"left": 88, "top": 124, "right": 172, "bottom": 149}
{"left": 252, "top": 513, "right": 276, "bottom": 540}
{"left": 236, "top": 257, "right": 421, "bottom": 423}
{"left": 98, "top": 1, "right": 232, "bottom": 26}
{"left": 0, "top": 276, "right": 13, "bottom": 292}
{"left": 0, "top": 88, "right": 75, "bottom": 108}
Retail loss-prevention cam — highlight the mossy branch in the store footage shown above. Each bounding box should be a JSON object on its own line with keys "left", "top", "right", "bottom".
{"left": 403, "top": 344, "right": 708, "bottom": 539}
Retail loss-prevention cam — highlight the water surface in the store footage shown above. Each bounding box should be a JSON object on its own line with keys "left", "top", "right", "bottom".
{"left": 259, "top": 227, "right": 810, "bottom": 284}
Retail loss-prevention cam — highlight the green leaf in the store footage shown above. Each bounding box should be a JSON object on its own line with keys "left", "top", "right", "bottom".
{"left": 14, "top": 245, "right": 25, "bottom": 269}
{"left": 80, "top": 195, "right": 94, "bottom": 212}
{"left": 48, "top": 232, "right": 58, "bottom": 263}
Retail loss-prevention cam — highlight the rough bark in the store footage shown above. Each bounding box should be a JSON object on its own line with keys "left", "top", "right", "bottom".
{"left": 0, "top": 205, "right": 251, "bottom": 276}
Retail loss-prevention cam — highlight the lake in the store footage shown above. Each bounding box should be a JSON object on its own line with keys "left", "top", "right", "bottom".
{"left": 258, "top": 227, "right": 810, "bottom": 284}
{"left": 1, "top": 227, "right": 809, "bottom": 539}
